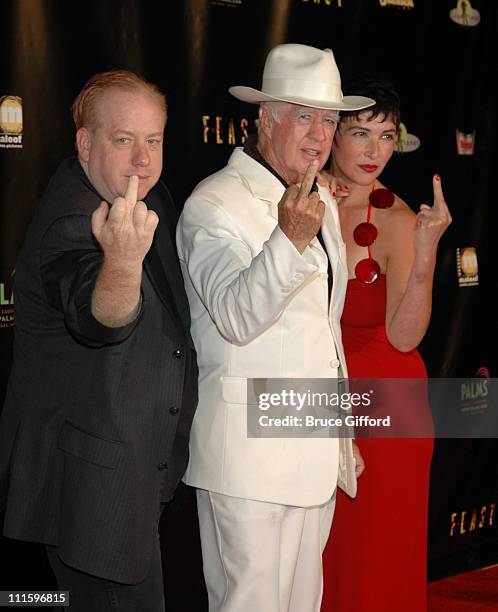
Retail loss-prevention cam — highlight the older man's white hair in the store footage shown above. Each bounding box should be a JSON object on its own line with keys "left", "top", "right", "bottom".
{"left": 263, "top": 101, "right": 287, "bottom": 122}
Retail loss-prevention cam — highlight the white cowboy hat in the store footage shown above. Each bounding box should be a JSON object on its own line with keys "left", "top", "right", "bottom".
{"left": 229, "top": 43, "right": 374, "bottom": 111}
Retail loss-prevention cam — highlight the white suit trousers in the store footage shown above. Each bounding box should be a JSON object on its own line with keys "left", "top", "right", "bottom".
{"left": 196, "top": 489, "right": 336, "bottom": 612}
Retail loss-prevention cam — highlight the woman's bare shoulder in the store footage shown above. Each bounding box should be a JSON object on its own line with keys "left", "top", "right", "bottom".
{"left": 375, "top": 182, "right": 416, "bottom": 228}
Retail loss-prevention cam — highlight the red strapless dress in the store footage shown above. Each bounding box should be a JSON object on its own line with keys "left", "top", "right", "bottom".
{"left": 321, "top": 275, "right": 433, "bottom": 612}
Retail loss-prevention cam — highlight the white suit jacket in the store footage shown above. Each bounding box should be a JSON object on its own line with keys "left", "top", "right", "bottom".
{"left": 177, "top": 148, "right": 356, "bottom": 507}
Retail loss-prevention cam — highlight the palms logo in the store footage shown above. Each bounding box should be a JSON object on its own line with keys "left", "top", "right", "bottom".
{"left": 476, "top": 367, "right": 490, "bottom": 379}
{"left": 0, "top": 268, "right": 15, "bottom": 329}
{"left": 449, "top": 0, "right": 481, "bottom": 27}
{"left": 394, "top": 122, "right": 420, "bottom": 153}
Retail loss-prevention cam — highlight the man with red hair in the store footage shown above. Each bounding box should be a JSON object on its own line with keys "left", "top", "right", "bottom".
{"left": 0, "top": 70, "right": 197, "bottom": 611}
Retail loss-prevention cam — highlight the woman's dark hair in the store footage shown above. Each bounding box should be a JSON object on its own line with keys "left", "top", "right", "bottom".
{"left": 339, "top": 76, "right": 401, "bottom": 132}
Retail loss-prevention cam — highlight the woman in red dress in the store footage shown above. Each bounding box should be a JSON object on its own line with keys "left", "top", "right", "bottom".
{"left": 320, "top": 79, "right": 451, "bottom": 612}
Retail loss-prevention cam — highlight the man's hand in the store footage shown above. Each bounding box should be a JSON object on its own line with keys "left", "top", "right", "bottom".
{"left": 91, "top": 175, "right": 159, "bottom": 267}
{"left": 278, "top": 161, "right": 325, "bottom": 254}
{"left": 352, "top": 441, "right": 365, "bottom": 478}
{"left": 90, "top": 175, "right": 159, "bottom": 327}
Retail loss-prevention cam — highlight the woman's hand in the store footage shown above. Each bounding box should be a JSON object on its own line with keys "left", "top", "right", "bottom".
{"left": 317, "top": 170, "right": 349, "bottom": 202}
{"left": 415, "top": 174, "right": 452, "bottom": 254}
{"left": 352, "top": 441, "right": 365, "bottom": 478}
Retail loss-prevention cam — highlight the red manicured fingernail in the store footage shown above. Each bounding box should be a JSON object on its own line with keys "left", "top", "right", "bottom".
{"left": 435, "top": 174, "right": 440, "bottom": 181}
{"left": 332, "top": 191, "right": 336, "bottom": 197}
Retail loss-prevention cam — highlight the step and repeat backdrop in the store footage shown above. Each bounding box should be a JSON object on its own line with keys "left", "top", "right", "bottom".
{"left": 1, "top": 0, "right": 497, "bottom": 606}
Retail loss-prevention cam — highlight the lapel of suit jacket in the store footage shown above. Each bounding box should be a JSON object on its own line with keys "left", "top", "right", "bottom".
{"left": 228, "top": 148, "right": 285, "bottom": 220}
{"left": 229, "top": 148, "right": 342, "bottom": 277}
{"left": 317, "top": 188, "right": 342, "bottom": 278}
{"left": 143, "top": 182, "right": 191, "bottom": 333}
{"left": 317, "top": 189, "right": 347, "bottom": 317}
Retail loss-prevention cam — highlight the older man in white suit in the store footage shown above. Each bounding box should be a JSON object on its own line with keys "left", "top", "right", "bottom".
{"left": 177, "top": 44, "right": 373, "bottom": 612}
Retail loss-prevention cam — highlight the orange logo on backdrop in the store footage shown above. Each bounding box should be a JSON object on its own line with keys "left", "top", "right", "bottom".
{"left": 0, "top": 95, "right": 23, "bottom": 149}
{"left": 450, "top": 503, "right": 496, "bottom": 536}
{"left": 379, "top": 0, "right": 414, "bottom": 8}
{"left": 450, "top": 0, "right": 481, "bottom": 27}
{"left": 456, "top": 247, "right": 479, "bottom": 287}
{"left": 202, "top": 115, "right": 253, "bottom": 146}
{"left": 395, "top": 122, "right": 420, "bottom": 153}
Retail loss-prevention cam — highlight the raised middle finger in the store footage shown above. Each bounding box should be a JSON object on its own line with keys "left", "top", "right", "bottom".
{"left": 124, "top": 174, "right": 139, "bottom": 207}
{"left": 432, "top": 174, "right": 447, "bottom": 212}
{"left": 298, "top": 160, "right": 319, "bottom": 199}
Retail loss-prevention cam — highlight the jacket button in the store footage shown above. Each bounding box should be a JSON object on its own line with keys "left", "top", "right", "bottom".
{"left": 329, "top": 359, "right": 340, "bottom": 368}
{"left": 172, "top": 349, "right": 183, "bottom": 359}
{"left": 169, "top": 406, "right": 179, "bottom": 415}
{"left": 157, "top": 462, "right": 168, "bottom": 470}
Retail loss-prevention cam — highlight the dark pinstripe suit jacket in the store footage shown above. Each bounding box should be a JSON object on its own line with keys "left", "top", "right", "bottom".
{"left": 0, "top": 158, "right": 197, "bottom": 584}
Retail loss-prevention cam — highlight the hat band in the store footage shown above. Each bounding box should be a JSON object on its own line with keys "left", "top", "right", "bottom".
{"left": 261, "top": 77, "right": 343, "bottom": 103}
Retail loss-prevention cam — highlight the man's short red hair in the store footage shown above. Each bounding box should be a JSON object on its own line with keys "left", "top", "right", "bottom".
{"left": 71, "top": 70, "right": 166, "bottom": 130}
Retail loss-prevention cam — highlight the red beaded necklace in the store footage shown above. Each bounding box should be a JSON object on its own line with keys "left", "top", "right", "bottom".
{"left": 353, "top": 187, "right": 395, "bottom": 283}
